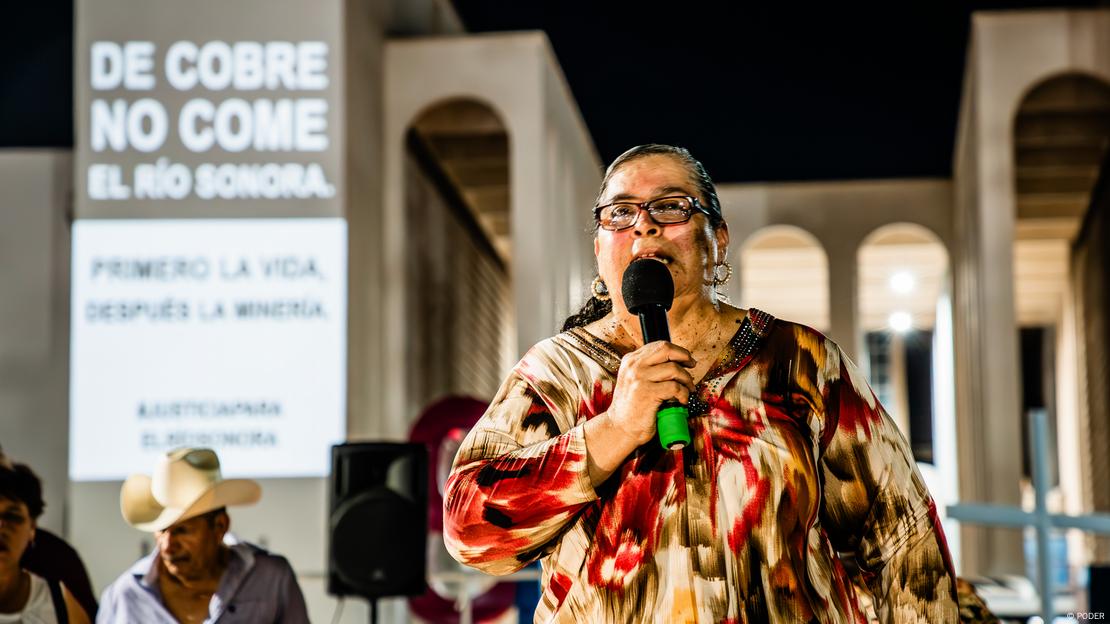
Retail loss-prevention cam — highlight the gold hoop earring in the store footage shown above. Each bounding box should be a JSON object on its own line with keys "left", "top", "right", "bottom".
{"left": 591, "top": 275, "right": 610, "bottom": 301}
{"left": 712, "top": 261, "right": 733, "bottom": 287}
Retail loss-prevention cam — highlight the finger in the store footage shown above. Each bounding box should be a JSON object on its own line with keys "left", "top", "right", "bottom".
{"left": 644, "top": 363, "right": 696, "bottom": 390}
{"left": 640, "top": 342, "right": 696, "bottom": 367}
{"left": 659, "top": 381, "right": 690, "bottom": 405}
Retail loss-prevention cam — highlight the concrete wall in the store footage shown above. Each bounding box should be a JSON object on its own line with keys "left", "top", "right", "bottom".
{"left": 953, "top": 8, "right": 1110, "bottom": 576}
{"left": 383, "top": 32, "right": 600, "bottom": 440}
{"left": 0, "top": 150, "right": 72, "bottom": 534}
{"left": 540, "top": 42, "right": 607, "bottom": 334}
{"left": 402, "top": 148, "right": 511, "bottom": 422}
{"left": 718, "top": 178, "right": 954, "bottom": 362}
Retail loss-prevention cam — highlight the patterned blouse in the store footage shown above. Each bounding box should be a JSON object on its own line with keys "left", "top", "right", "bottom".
{"left": 444, "top": 309, "right": 959, "bottom": 623}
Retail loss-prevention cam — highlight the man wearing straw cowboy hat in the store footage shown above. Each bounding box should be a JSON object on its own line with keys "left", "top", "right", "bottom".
{"left": 98, "top": 448, "right": 308, "bottom": 623}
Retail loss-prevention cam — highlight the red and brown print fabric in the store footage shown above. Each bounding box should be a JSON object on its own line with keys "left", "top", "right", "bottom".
{"left": 445, "top": 310, "right": 959, "bottom": 622}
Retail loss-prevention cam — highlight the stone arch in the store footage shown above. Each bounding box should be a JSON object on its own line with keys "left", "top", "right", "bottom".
{"left": 737, "top": 225, "right": 829, "bottom": 332}
{"left": 375, "top": 34, "right": 601, "bottom": 451}
{"left": 398, "top": 96, "right": 513, "bottom": 423}
{"left": 857, "top": 223, "right": 949, "bottom": 334}
{"left": 1011, "top": 71, "right": 1110, "bottom": 567}
{"left": 1010, "top": 69, "right": 1110, "bottom": 128}
{"left": 1013, "top": 72, "right": 1110, "bottom": 223}
{"left": 407, "top": 96, "right": 512, "bottom": 260}
{"left": 1012, "top": 73, "right": 1110, "bottom": 326}
{"left": 408, "top": 93, "right": 512, "bottom": 131}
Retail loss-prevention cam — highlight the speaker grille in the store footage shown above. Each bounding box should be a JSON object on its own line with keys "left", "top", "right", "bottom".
{"left": 328, "top": 443, "right": 428, "bottom": 599}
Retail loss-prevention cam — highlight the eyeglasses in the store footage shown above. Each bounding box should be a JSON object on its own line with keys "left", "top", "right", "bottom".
{"left": 593, "top": 195, "right": 711, "bottom": 231}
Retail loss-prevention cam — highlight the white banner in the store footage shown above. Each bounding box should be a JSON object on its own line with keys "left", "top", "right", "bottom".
{"left": 69, "top": 218, "right": 347, "bottom": 480}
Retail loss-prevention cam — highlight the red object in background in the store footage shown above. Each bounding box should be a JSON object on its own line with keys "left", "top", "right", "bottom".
{"left": 408, "top": 396, "right": 516, "bottom": 623}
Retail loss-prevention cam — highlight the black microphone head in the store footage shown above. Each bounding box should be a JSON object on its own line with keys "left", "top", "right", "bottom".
{"left": 622, "top": 258, "right": 675, "bottom": 313}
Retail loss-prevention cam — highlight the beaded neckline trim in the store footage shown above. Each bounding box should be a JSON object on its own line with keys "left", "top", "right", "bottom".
{"left": 560, "top": 308, "right": 776, "bottom": 415}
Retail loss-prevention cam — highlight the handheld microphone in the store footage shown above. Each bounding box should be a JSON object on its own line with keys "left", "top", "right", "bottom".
{"left": 621, "top": 258, "right": 692, "bottom": 450}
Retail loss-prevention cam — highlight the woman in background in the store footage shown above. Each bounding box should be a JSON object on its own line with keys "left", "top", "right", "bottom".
{"left": 0, "top": 461, "right": 91, "bottom": 624}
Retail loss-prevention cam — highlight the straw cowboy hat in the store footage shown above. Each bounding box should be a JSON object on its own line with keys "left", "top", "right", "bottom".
{"left": 120, "top": 447, "right": 261, "bottom": 532}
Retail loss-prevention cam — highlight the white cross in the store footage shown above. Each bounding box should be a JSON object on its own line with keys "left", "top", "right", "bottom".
{"left": 948, "top": 409, "right": 1110, "bottom": 621}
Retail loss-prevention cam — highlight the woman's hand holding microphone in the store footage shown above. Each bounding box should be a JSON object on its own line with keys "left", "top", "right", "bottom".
{"left": 583, "top": 341, "right": 696, "bottom": 487}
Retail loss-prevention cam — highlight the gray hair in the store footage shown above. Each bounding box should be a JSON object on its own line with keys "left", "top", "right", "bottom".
{"left": 594, "top": 144, "right": 724, "bottom": 229}
{"left": 563, "top": 145, "right": 725, "bottom": 332}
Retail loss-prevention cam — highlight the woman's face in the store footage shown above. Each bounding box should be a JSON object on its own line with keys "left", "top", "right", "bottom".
{"left": 594, "top": 154, "right": 728, "bottom": 311}
{"left": 0, "top": 496, "right": 35, "bottom": 571}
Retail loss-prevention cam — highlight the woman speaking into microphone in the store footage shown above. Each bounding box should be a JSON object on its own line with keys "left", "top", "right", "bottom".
{"left": 443, "top": 144, "right": 960, "bottom": 622}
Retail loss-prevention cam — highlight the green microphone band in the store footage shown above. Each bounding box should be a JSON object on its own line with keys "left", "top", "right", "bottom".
{"left": 657, "top": 404, "right": 691, "bottom": 450}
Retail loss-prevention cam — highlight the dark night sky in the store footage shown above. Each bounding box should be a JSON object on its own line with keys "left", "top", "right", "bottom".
{"left": 451, "top": 1, "right": 1102, "bottom": 182}
{"left": 1, "top": 1, "right": 1101, "bottom": 182}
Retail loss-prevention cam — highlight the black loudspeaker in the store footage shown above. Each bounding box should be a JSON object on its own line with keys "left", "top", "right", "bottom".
{"left": 328, "top": 442, "right": 428, "bottom": 599}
